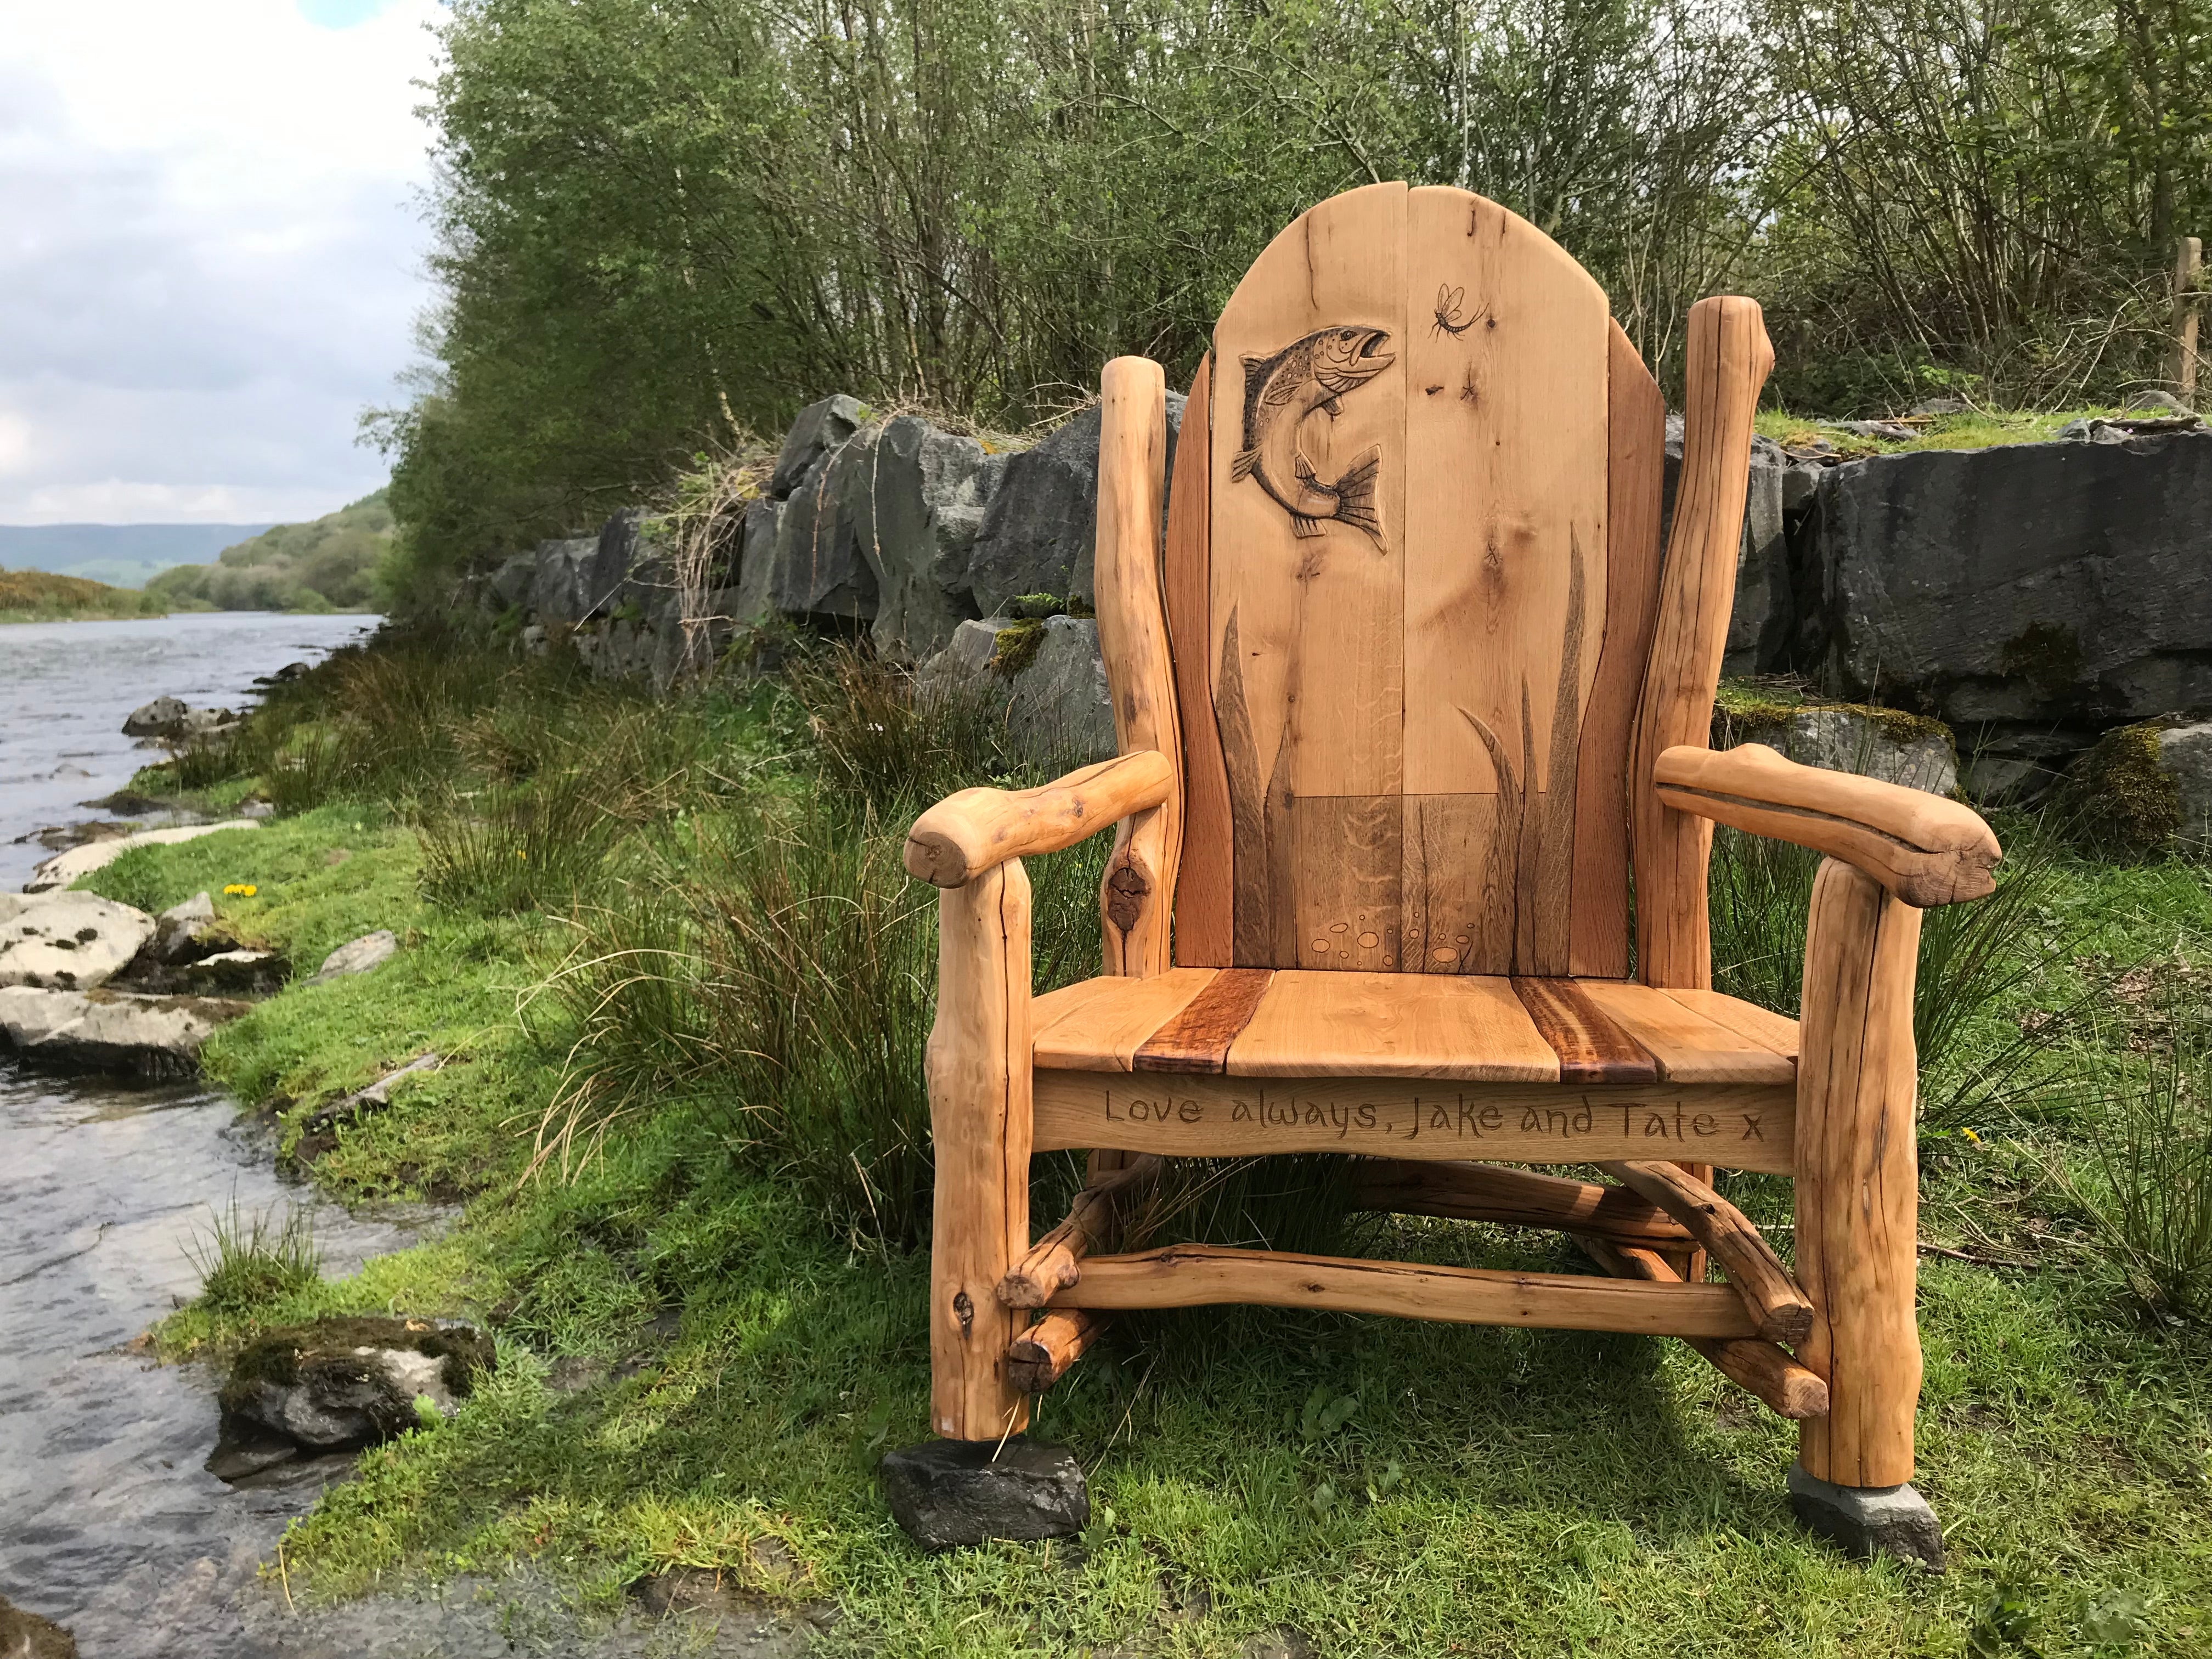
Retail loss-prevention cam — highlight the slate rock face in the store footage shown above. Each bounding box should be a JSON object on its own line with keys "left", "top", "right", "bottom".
{"left": 217, "top": 1316, "right": 495, "bottom": 1455}
{"left": 922, "top": 615, "right": 1118, "bottom": 765}
{"left": 1716, "top": 703, "right": 1959, "bottom": 795}
{"left": 1801, "top": 430, "right": 2212, "bottom": 760}
{"left": 844, "top": 414, "right": 1003, "bottom": 662}
{"left": 770, "top": 393, "right": 868, "bottom": 498}
{"left": 768, "top": 450, "right": 881, "bottom": 624}
{"left": 879, "top": 1437, "right": 1090, "bottom": 1549}
{"left": 966, "top": 391, "right": 1185, "bottom": 619}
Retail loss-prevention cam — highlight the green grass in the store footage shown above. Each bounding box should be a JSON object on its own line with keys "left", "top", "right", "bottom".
{"left": 0, "top": 566, "right": 174, "bottom": 623}
{"left": 82, "top": 632, "right": 2212, "bottom": 1656}
{"left": 1752, "top": 404, "right": 2186, "bottom": 460}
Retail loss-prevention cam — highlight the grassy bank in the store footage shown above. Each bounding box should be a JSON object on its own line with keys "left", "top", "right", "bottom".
{"left": 89, "top": 633, "right": 2212, "bottom": 1655}
{"left": 0, "top": 567, "right": 176, "bottom": 624}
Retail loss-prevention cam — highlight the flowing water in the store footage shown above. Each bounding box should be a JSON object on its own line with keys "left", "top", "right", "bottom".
{"left": 0, "top": 614, "right": 809, "bottom": 1655}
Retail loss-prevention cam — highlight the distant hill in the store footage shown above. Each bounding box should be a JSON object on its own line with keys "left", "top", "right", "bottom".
{"left": 147, "top": 492, "right": 392, "bottom": 613}
{"left": 0, "top": 523, "right": 276, "bottom": 590}
{"left": 0, "top": 568, "right": 171, "bottom": 623}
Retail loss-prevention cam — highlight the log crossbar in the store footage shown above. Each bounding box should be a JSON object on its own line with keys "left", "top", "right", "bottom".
{"left": 998, "top": 1154, "right": 1163, "bottom": 1307}
{"left": 1599, "top": 1159, "right": 1814, "bottom": 1344}
{"left": 1046, "top": 1244, "right": 1760, "bottom": 1338}
{"left": 1008, "top": 1310, "right": 1104, "bottom": 1393}
{"left": 1349, "top": 1157, "right": 1693, "bottom": 1246}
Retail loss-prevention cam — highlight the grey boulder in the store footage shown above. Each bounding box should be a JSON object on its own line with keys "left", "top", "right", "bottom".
{"left": 845, "top": 414, "right": 1003, "bottom": 662}
{"left": 770, "top": 393, "right": 868, "bottom": 498}
{"left": 1787, "top": 1463, "right": 1945, "bottom": 1570}
{"left": 313, "top": 929, "right": 397, "bottom": 982}
{"left": 218, "top": 1316, "right": 495, "bottom": 1454}
{"left": 0, "top": 986, "right": 249, "bottom": 1078}
{"left": 0, "top": 892, "right": 156, "bottom": 990}
{"left": 1716, "top": 703, "right": 1959, "bottom": 795}
{"left": 923, "top": 615, "right": 1118, "bottom": 765}
{"left": 121, "top": 696, "right": 190, "bottom": 738}
{"left": 880, "top": 1437, "right": 1090, "bottom": 1550}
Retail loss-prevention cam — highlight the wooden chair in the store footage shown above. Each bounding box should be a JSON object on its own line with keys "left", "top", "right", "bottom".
{"left": 904, "top": 183, "right": 2000, "bottom": 1555}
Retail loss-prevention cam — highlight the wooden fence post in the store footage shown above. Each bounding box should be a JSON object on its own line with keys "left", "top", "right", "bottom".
{"left": 2169, "top": 236, "right": 2203, "bottom": 403}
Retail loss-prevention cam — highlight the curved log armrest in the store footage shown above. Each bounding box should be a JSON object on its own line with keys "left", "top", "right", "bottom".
{"left": 1654, "top": 742, "right": 2001, "bottom": 906}
{"left": 904, "top": 749, "right": 1175, "bottom": 888}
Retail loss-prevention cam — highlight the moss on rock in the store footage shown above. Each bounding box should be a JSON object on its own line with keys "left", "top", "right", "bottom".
{"left": 988, "top": 618, "right": 1046, "bottom": 677}
{"left": 2062, "top": 722, "right": 2182, "bottom": 856}
{"left": 220, "top": 1314, "right": 494, "bottom": 1416}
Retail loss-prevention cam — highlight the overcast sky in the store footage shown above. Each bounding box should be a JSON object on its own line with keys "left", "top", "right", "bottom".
{"left": 0, "top": 0, "right": 443, "bottom": 525}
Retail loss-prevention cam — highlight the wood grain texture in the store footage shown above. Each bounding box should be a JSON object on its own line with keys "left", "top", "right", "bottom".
{"left": 1224, "top": 970, "right": 1559, "bottom": 1079}
{"left": 1031, "top": 967, "right": 1219, "bottom": 1071}
{"left": 1052, "top": 1243, "right": 1758, "bottom": 1337}
{"left": 1134, "top": 967, "right": 1273, "bottom": 1073}
{"left": 1600, "top": 1158, "right": 1814, "bottom": 1344}
{"left": 1572, "top": 322, "right": 1667, "bottom": 976}
{"left": 1401, "top": 187, "right": 1611, "bottom": 979}
{"left": 1577, "top": 979, "right": 1796, "bottom": 1084}
{"left": 1349, "top": 1157, "right": 1693, "bottom": 1246}
{"left": 925, "top": 860, "right": 1033, "bottom": 1441}
{"left": 1654, "top": 742, "right": 2003, "bottom": 907}
{"left": 906, "top": 751, "right": 1173, "bottom": 888}
{"left": 1629, "top": 296, "right": 1774, "bottom": 989}
{"left": 1007, "top": 1310, "right": 1103, "bottom": 1393}
{"left": 1796, "top": 857, "right": 1926, "bottom": 1488}
{"left": 1095, "top": 357, "right": 1182, "bottom": 978}
{"left": 1165, "top": 355, "right": 1231, "bottom": 966}
{"left": 998, "top": 1154, "right": 1163, "bottom": 1307}
{"left": 1032, "top": 1070, "right": 1797, "bottom": 1171}
{"left": 1663, "top": 988, "right": 1799, "bottom": 1059}
{"left": 1579, "top": 1237, "right": 1830, "bottom": 1419}
{"left": 1511, "top": 977, "right": 1659, "bottom": 1084}
{"left": 1211, "top": 183, "right": 1409, "bottom": 969}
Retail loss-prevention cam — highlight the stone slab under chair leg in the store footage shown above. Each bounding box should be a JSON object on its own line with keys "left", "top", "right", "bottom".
{"left": 1787, "top": 1463, "right": 1946, "bottom": 1570}
{"left": 880, "top": 1437, "right": 1090, "bottom": 1550}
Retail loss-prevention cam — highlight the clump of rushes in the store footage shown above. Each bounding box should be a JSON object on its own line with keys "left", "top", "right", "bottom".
{"left": 417, "top": 766, "right": 621, "bottom": 916}
{"left": 188, "top": 1199, "right": 321, "bottom": 1314}
{"left": 783, "top": 640, "right": 1024, "bottom": 810}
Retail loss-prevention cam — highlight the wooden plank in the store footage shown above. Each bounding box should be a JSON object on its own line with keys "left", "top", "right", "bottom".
{"left": 1094, "top": 357, "right": 1181, "bottom": 979}
{"left": 1579, "top": 1238, "right": 1829, "bottom": 1419}
{"left": 1796, "top": 857, "right": 1925, "bottom": 1489}
{"left": 924, "top": 860, "right": 1032, "bottom": 1441}
{"left": 1629, "top": 296, "right": 1773, "bottom": 989}
{"left": 1600, "top": 1158, "right": 1814, "bottom": 1344}
{"left": 1663, "top": 988, "right": 1799, "bottom": 1060}
{"left": 1134, "top": 967, "right": 1273, "bottom": 1073}
{"left": 1031, "top": 967, "right": 1220, "bottom": 1071}
{"left": 906, "top": 751, "right": 1174, "bottom": 888}
{"left": 1401, "top": 187, "right": 1610, "bottom": 979}
{"left": 1211, "top": 182, "right": 1408, "bottom": 967}
{"left": 1008, "top": 1310, "right": 1104, "bottom": 1393}
{"left": 1032, "top": 1071, "right": 1797, "bottom": 1172}
{"left": 1511, "top": 977, "right": 1658, "bottom": 1084}
{"left": 1166, "top": 355, "right": 1231, "bottom": 966}
{"left": 1029, "top": 976, "right": 1120, "bottom": 1036}
{"left": 1401, "top": 794, "right": 1511, "bottom": 974}
{"left": 1577, "top": 980, "right": 1795, "bottom": 1085}
{"left": 1571, "top": 321, "right": 1667, "bottom": 977}
{"left": 998, "top": 1155, "right": 1163, "bottom": 1307}
{"left": 1348, "top": 1158, "right": 1693, "bottom": 1246}
{"left": 1223, "top": 970, "right": 1559, "bottom": 1080}
{"left": 1052, "top": 1244, "right": 1758, "bottom": 1338}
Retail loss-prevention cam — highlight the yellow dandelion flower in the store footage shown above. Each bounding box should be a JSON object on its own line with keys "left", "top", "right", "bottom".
{"left": 222, "top": 883, "right": 258, "bottom": 898}
{"left": 516, "top": 848, "right": 528, "bottom": 860}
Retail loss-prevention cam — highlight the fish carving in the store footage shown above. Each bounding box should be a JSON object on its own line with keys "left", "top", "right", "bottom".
{"left": 1232, "top": 325, "right": 1395, "bottom": 541}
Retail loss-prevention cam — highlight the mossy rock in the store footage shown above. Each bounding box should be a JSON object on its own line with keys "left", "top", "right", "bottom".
{"left": 2060, "top": 722, "right": 2182, "bottom": 856}
{"left": 989, "top": 617, "right": 1047, "bottom": 677}
{"left": 220, "top": 1315, "right": 494, "bottom": 1451}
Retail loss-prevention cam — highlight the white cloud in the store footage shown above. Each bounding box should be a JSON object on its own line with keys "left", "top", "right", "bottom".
{"left": 0, "top": 0, "right": 443, "bottom": 524}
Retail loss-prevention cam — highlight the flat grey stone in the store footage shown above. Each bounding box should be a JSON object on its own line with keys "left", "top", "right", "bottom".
{"left": 1787, "top": 1462, "right": 1945, "bottom": 1570}
{"left": 314, "top": 929, "right": 397, "bottom": 981}
{"left": 0, "top": 891, "right": 156, "bottom": 990}
{"left": 881, "top": 1436, "right": 1089, "bottom": 1549}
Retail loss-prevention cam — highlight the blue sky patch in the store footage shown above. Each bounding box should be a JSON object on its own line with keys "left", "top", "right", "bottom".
{"left": 297, "top": 0, "right": 396, "bottom": 27}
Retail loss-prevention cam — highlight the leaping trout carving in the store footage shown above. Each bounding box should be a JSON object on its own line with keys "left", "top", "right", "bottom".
{"left": 1232, "top": 325, "right": 1395, "bottom": 542}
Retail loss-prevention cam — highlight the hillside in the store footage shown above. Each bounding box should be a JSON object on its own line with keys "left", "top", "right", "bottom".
{"left": 0, "top": 567, "right": 171, "bottom": 623}
{"left": 148, "top": 492, "right": 392, "bottom": 613}
{"left": 0, "top": 523, "right": 275, "bottom": 590}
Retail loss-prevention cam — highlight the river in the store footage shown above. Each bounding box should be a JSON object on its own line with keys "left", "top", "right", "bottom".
{"left": 0, "top": 613, "right": 805, "bottom": 1656}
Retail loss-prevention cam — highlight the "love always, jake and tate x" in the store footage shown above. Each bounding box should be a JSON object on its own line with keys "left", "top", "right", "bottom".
{"left": 1095, "top": 1090, "right": 1776, "bottom": 1150}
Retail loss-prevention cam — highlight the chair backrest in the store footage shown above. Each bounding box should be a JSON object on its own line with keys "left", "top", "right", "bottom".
{"left": 1159, "top": 182, "right": 1676, "bottom": 979}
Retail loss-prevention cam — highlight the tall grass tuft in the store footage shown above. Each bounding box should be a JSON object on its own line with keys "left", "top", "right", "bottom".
{"left": 785, "top": 640, "right": 1031, "bottom": 811}
{"left": 2062, "top": 1002, "right": 2212, "bottom": 1321}
{"left": 418, "top": 768, "right": 624, "bottom": 915}
{"left": 188, "top": 1199, "right": 321, "bottom": 1314}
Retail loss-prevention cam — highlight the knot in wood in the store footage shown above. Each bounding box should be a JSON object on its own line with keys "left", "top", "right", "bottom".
{"left": 1104, "top": 863, "right": 1149, "bottom": 932}
{"left": 953, "top": 1289, "right": 974, "bottom": 1336}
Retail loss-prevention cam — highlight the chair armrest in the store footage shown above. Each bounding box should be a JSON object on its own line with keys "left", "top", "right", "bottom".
{"left": 1653, "top": 743, "right": 2001, "bottom": 906}
{"left": 904, "top": 749, "right": 1175, "bottom": 887}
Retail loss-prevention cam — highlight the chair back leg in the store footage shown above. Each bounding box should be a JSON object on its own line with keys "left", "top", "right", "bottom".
{"left": 927, "top": 861, "right": 1034, "bottom": 1441}
{"left": 1794, "top": 857, "right": 1923, "bottom": 1487}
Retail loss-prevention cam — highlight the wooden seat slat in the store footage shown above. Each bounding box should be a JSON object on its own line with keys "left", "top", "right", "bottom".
{"left": 1133, "top": 967, "right": 1274, "bottom": 1073}
{"left": 1510, "top": 977, "right": 1659, "bottom": 1084}
{"left": 1029, "top": 967, "right": 1218, "bottom": 1072}
{"left": 1222, "top": 970, "right": 1559, "bottom": 1080}
{"left": 1661, "top": 987, "right": 1801, "bottom": 1060}
{"left": 1578, "top": 981, "right": 1796, "bottom": 1085}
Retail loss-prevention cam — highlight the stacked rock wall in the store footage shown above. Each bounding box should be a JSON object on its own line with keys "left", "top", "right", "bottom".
{"left": 477, "top": 394, "right": 2212, "bottom": 798}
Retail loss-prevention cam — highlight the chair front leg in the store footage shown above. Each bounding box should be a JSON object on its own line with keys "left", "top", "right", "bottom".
{"left": 926, "top": 858, "right": 1034, "bottom": 1442}
{"left": 1795, "top": 856, "right": 1923, "bottom": 1488}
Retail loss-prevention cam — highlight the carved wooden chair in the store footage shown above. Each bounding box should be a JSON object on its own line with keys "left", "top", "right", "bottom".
{"left": 904, "top": 183, "right": 2000, "bottom": 1554}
